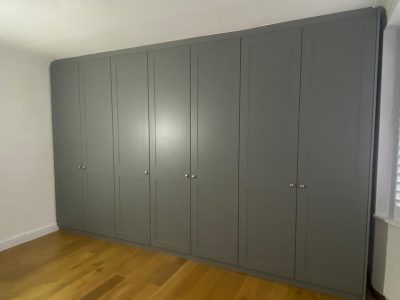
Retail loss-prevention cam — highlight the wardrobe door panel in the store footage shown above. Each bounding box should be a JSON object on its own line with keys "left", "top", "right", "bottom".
{"left": 149, "top": 46, "right": 191, "bottom": 253}
{"left": 296, "top": 16, "right": 377, "bottom": 294}
{"left": 190, "top": 39, "right": 240, "bottom": 264}
{"left": 51, "top": 61, "right": 85, "bottom": 230}
{"left": 80, "top": 57, "right": 115, "bottom": 237}
{"left": 112, "top": 52, "right": 150, "bottom": 244}
{"left": 239, "top": 29, "right": 302, "bottom": 278}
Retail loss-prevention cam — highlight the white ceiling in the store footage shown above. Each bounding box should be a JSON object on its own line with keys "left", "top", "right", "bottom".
{"left": 0, "top": 0, "right": 383, "bottom": 59}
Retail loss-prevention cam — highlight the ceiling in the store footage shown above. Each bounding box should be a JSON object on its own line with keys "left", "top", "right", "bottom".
{"left": 0, "top": 0, "right": 385, "bottom": 59}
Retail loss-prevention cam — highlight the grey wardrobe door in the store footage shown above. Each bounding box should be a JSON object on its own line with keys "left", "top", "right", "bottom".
{"left": 51, "top": 61, "right": 85, "bottom": 230}
{"left": 296, "top": 16, "right": 377, "bottom": 294}
{"left": 239, "top": 29, "right": 301, "bottom": 278}
{"left": 148, "top": 46, "right": 191, "bottom": 254}
{"left": 80, "top": 57, "right": 115, "bottom": 237}
{"left": 190, "top": 39, "right": 240, "bottom": 264}
{"left": 112, "top": 52, "right": 150, "bottom": 244}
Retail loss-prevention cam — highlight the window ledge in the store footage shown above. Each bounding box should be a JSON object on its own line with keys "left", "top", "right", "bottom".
{"left": 374, "top": 214, "right": 400, "bottom": 228}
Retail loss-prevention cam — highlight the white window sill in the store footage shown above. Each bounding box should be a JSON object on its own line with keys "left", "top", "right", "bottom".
{"left": 374, "top": 214, "right": 400, "bottom": 228}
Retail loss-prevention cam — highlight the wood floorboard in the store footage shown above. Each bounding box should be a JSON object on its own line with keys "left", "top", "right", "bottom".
{"left": 0, "top": 231, "right": 373, "bottom": 299}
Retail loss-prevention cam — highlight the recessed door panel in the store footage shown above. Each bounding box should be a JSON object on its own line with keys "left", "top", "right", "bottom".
{"left": 112, "top": 52, "right": 150, "bottom": 244}
{"left": 51, "top": 61, "right": 84, "bottom": 230}
{"left": 149, "top": 46, "right": 191, "bottom": 254}
{"left": 190, "top": 39, "right": 240, "bottom": 264}
{"left": 80, "top": 57, "right": 115, "bottom": 237}
{"left": 296, "top": 16, "right": 377, "bottom": 294}
{"left": 239, "top": 28, "right": 302, "bottom": 278}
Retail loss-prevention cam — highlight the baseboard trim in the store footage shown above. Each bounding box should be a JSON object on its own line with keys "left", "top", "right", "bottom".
{"left": 0, "top": 223, "right": 59, "bottom": 252}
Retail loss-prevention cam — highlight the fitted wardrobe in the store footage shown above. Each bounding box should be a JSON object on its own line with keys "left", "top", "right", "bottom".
{"left": 51, "top": 7, "right": 384, "bottom": 300}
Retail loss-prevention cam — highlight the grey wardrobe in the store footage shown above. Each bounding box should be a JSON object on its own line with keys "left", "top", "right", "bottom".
{"left": 295, "top": 16, "right": 377, "bottom": 295}
{"left": 190, "top": 39, "right": 240, "bottom": 264}
{"left": 52, "top": 57, "right": 115, "bottom": 237}
{"left": 148, "top": 46, "right": 191, "bottom": 253}
{"left": 52, "top": 61, "right": 84, "bottom": 231}
{"left": 112, "top": 52, "right": 150, "bottom": 244}
{"left": 238, "top": 27, "right": 301, "bottom": 279}
{"left": 51, "top": 7, "right": 383, "bottom": 300}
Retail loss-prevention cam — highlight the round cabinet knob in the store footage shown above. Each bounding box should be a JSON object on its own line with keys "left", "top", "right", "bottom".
{"left": 299, "top": 184, "right": 306, "bottom": 189}
{"left": 144, "top": 170, "right": 150, "bottom": 175}
{"left": 82, "top": 165, "right": 86, "bottom": 169}
{"left": 289, "top": 183, "right": 296, "bottom": 188}
{"left": 184, "top": 174, "right": 190, "bottom": 178}
{"left": 191, "top": 174, "right": 197, "bottom": 179}
{"left": 78, "top": 165, "right": 82, "bottom": 169}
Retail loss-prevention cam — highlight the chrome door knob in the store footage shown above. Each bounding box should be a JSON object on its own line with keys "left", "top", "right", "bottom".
{"left": 289, "top": 183, "right": 296, "bottom": 188}
{"left": 144, "top": 170, "right": 150, "bottom": 174}
{"left": 191, "top": 174, "right": 197, "bottom": 179}
{"left": 184, "top": 174, "right": 190, "bottom": 178}
{"left": 299, "top": 184, "right": 306, "bottom": 189}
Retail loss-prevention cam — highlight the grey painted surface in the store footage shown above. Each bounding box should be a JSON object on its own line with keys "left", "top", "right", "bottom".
{"left": 238, "top": 28, "right": 302, "bottom": 279}
{"left": 190, "top": 39, "right": 240, "bottom": 265}
{"left": 80, "top": 57, "right": 115, "bottom": 237}
{"left": 112, "top": 52, "right": 150, "bottom": 244}
{"left": 295, "top": 16, "right": 377, "bottom": 294}
{"left": 50, "top": 8, "right": 383, "bottom": 299}
{"left": 51, "top": 61, "right": 85, "bottom": 230}
{"left": 148, "top": 46, "right": 191, "bottom": 254}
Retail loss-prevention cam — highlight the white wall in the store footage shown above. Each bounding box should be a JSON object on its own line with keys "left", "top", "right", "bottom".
{"left": 0, "top": 44, "right": 56, "bottom": 250}
{"left": 376, "top": 28, "right": 400, "bottom": 217}
{"left": 383, "top": 222, "right": 400, "bottom": 299}
{"left": 372, "top": 27, "right": 400, "bottom": 299}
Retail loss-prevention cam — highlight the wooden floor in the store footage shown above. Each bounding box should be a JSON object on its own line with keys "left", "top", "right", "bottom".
{"left": 0, "top": 231, "right": 367, "bottom": 300}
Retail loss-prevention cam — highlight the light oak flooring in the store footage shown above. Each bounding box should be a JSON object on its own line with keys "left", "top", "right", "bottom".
{"left": 0, "top": 231, "right": 370, "bottom": 300}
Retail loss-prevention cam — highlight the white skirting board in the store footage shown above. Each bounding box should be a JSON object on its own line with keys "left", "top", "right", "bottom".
{"left": 0, "top": 223, "right": 59, "bottom": 252}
